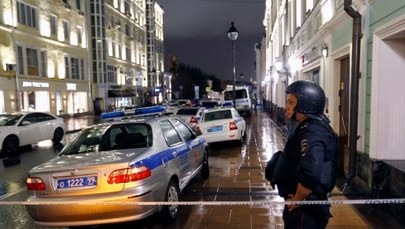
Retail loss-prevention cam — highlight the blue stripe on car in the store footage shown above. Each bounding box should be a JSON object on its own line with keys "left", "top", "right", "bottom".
{"left": 131, "top": 138, "right": 205, "bottom": 169}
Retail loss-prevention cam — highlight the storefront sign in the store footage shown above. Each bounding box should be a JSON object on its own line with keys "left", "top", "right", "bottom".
{"left": 66, "top": 83, "right": 77, "bottom": 91}
{"left": 22, "top": 81, "right": 49, "bottom": 88}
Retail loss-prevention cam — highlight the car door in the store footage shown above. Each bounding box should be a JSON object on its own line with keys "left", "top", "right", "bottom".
{"left": 159, "top": 119, "right": 189, "bottom": 188}
{"left": 36, "top": 112, "right": 58, "bottom": 139}
{"left": 18, "top": 113, "right": 43, "bottom": 145}
{"left": 172, "top": 118, "right": 202, "bottom": 182}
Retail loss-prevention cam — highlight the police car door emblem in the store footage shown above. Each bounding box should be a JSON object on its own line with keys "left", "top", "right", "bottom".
{"left": 300, "top": 139, "right": 308, "bottom": 156}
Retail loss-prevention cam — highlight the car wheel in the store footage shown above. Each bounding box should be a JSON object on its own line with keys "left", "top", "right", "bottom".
{"left": 200, "top": 148, "right": 210, "bottom": 180}
{"left": 52, "top": 128, "right": 64, "bottom": 143}
{"left": 160, "top": 180, "right": 179, "bottom": 222}
{"left": 2, "top": 135, "right": 19, "bottom": 156}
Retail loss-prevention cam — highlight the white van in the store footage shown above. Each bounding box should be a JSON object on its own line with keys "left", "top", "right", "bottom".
{"left": 222, "top": 85, "right": 252, "bottom": 116}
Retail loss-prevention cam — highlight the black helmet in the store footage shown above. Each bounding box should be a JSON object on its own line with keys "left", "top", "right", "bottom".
{"left": 286, "top": 80, "right": 325, "bottom": 114}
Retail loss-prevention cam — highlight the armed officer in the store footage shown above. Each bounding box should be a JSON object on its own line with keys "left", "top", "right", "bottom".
{"left": 266, "top": 80, "right": 338, "bottom": 229}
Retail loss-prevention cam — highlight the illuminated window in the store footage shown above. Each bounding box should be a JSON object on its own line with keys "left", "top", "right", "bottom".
{"left": 17, "top": 2, "right": 37, "bottom": 28}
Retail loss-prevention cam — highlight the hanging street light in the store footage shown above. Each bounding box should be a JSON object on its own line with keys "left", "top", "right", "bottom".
{"left": 227, "top": 21, "right": 239, "bottom": 108}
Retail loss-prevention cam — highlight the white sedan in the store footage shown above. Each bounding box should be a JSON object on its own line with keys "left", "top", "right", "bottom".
{"left": 0, "top": 111, "right": 66, "bottom": 156}
{"left": 195, "top": 107, "right": 246, "bottom": 144}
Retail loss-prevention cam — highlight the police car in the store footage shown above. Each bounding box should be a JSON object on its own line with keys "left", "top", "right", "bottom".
{"left": 171, "top": 107, "right": 205, "bottom": 131}
{"left": 25, "top": 108, "right": 209, "bottom": 227}
{"left": 195, "top": 106, "right": 246, "bottom": 144}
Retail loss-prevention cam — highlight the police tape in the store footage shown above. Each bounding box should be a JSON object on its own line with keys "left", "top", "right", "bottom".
{"left": 1, "top": 198, "right": 405, "bottom": 206}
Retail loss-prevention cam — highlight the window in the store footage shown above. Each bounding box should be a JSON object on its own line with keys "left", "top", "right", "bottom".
{"left": 63, "top": 20, "right": 70, "bottom": 41}
{"left": 80, "top": 59, "right": 85, "bottom": 80}
{"left": 125, "top": 70, "right": 132, "bottom": 85}
{"left": 160, "top": 120, "right": 182, "bottom": 146}
{"left": 50, "top": 15, "right": 57, "bottom": 35}
{"left": 71, "top": 57, "right": 80, "bottom": 79}
{"left": 107, "top": 65, "right": 117, "bottom": 83}
{"left": 76, "top": 0, "right": 81, "bottom": 10}
{"left": 17, "top": 46, "right": 24, "bottom": 75}
{"left": 65, "top": 56, "right": 70, "bottom": 78}
{"left": 126, "top": 47, "right": 131, "bottom": 61}
{"left": 17, "top": 2, "right": 37, "bottom": 28}
{"left": 124, "top": 0, "right": 131, "bottom": 14}
{"left": 65, "top": 56, "right": 84, "bottom": 80}
{"left": 77, "top": 26, "right": 82, "bottom": 44}
{"left": 26, "top": 47, "right": 39, "bottom": 76}
{"left": 111, "top": 41, "right": 116, "bottom": 57}
{"left": 125, "top": 24, "right": 131, "bottom": 36}
{"left": 40, "top": 51, "right": 46, "bottom": 77}
{"left": 173, "top": 119, "right": 194, "bottom": 142}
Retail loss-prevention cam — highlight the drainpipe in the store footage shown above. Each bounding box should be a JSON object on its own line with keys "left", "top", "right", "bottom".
{"left": 343, "top": 0, "right": 362, "bottom": 188}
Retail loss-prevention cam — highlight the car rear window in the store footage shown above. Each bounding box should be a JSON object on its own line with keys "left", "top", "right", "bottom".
{"left": 176, "top": 108, "right": 198, "bottom": 115}
{"left": 203, "top": 110, "right": 232, "bottom": 121}
{"left": 59, "top": 123, "right": 151, "bottom": 155}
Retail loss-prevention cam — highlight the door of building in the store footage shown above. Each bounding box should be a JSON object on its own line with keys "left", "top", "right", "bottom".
{"left": 339, "top": 57, "right": 350, "bottom": 176}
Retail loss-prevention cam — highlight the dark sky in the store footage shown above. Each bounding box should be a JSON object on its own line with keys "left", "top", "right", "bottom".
{"left": 155, "top": 0, "right": 266, "bottom": 82}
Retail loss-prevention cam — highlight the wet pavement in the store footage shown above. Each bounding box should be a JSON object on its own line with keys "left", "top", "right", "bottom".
{"left": 61, "top": 111, "right": 404, "bottom": 229}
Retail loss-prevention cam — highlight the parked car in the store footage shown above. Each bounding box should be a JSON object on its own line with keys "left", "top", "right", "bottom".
{"left": 200, "top": 100, "right": 221, "bottom": 108}
{"left": 195, "top": 107, "right": 246, "bottom": 144}
{"left": 164, "top": 101, "right": 180, "bottom": 114}
{"left": 176, "top": 99, "right": 192, "bottom": 107}
{"left": 0, "top": 111, "right": 66, "bottom": 156}
{"left": 172, "top": 107, "right": 205, "bottom": 130}
{"left": 26, "top": 115, "right": 210, "bottom": 227}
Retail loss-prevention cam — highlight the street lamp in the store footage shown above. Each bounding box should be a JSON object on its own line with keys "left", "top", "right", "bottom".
{"left": 227, "top": 21, "right": 239, "bottom": 108}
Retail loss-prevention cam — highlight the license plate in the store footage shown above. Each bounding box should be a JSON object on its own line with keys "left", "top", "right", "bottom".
{"left": 57, "top": 176, "right": 97, "bottom": 190}
{"left": 208, "top": 126, "right": 222, "bottom": 132}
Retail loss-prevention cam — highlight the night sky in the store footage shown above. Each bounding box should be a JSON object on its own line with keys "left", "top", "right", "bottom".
{"left": 155, "top": 0, "right": 266, "bottom": 82}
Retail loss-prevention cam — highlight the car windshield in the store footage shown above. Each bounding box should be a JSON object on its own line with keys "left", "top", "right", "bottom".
{"left": 176, "top": 108, "right": 198, "bottom": 115}
{"left": 59, "top": 123, "right": 152, "bottom": 155}
{"left": 0, "top": 114, "right": 23, "bottom": 126}
{"left": 203, "top": 110, "right": 232, "bottom": 122}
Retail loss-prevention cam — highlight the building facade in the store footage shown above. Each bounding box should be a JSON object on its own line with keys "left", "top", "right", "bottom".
{"left": 258, "top": 0, "right": 405, "bottom": 223}
{"left": 0, "top": 0, "right": 164, "bottom": 115}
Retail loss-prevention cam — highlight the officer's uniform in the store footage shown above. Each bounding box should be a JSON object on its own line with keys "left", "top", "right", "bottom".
{"left": 270, "top": 115, "right": 338, "bottom": 229}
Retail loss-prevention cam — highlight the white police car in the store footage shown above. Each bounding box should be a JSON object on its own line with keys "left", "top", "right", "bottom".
{"left": 195, "top": 106, "right": 246, "bottom": 144}
{"left": 26, "top": 108, "right": 209, "bottom": 227}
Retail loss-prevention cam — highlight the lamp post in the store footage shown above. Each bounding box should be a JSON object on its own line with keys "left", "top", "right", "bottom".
{"left": 227, "top": 21, "right": 239, "bottom": 108}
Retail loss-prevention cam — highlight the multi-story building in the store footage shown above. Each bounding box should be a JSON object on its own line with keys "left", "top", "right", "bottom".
{"left": 0, "top": 0, "right": 89, "bottom": 115}
{"left": 258, "top": 0, "right": 405, "bottom": 224}
{"left": 0, "top": 0, "right": 164, "bottom": 115}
